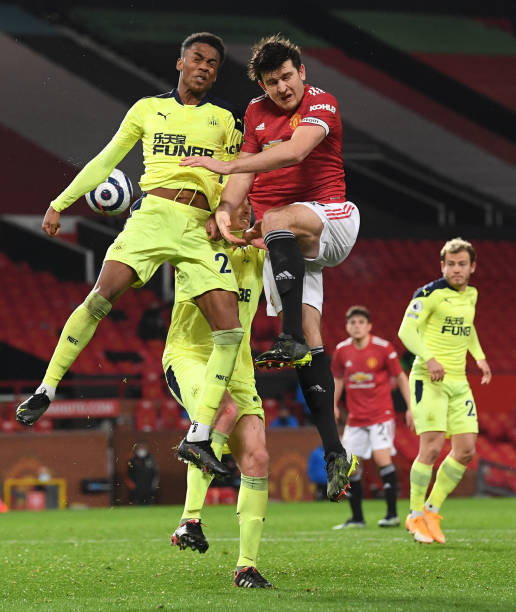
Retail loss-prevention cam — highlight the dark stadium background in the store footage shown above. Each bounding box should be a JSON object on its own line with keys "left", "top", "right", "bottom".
{"left": 1, "top": 0, "right": 516, "bottom": 510}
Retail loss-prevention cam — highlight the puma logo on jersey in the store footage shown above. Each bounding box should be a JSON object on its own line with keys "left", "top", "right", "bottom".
{"left": 157, "top": 112, "right": 170, "bottom": 119}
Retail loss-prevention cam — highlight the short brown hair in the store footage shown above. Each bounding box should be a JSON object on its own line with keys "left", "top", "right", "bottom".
{"left": 248, "top": 34, "right": 301, "bottom": 82}
{"left": 346, "top": 305, "right": 370, "bottom": 321}
{"left": 440, "top": 237, "right": 476, "bottom": 264}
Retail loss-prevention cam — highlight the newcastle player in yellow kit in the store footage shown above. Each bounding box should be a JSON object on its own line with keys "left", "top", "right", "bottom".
{"left": 163, "top": 199, "right": 271, "bottom": 587}
{"left": 398, "top": 238, "right": 491, "bottom": 544}
{"left": 16, "top": 33, "right": 246, "bottom": 477}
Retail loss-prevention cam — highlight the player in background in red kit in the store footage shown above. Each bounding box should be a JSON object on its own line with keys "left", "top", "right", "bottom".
{"left": 181, "top": 35, "right": 359, "bottom": 501}
{"left": 332, "top": 306, "right": 413, "bottom": 528}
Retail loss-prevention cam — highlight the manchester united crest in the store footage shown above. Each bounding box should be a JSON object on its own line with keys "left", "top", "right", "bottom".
{"left": 289, "top": 113, "right": 302, "bottom": 130}
{"left": 366, "top": 357, "right": 378, "bottom": 369}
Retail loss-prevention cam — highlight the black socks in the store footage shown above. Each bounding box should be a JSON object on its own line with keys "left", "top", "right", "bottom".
{"left": 297, "top": 347, "right": 344, "bottom": 455}
{"left": 264, "top": 230, "right": 305, "bottom": 343}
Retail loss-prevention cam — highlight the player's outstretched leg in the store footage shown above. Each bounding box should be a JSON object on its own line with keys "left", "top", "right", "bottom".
{"left": 16, "top": 291, "right": 113, "bottom": 426}
{"left": 17, "top": 261, "right": 135, "bottom": 426}
{"left": 179, "top": 326, "right": 244, "bottom": 476}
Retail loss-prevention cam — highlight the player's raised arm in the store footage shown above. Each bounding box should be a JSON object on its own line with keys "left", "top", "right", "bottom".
{"left": 181, "top": 124, "right": 325, "bottom": 175}
{"left": 49, "top": 141, "right": 131, "bottom": 210}
{"left": 44, "top": 101, "right": 143, "bottom": 236}
{"left": 43, "top": 140, "right": 130, "bottom": 237}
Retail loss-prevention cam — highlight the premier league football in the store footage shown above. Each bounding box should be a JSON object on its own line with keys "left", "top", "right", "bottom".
{"left": 85, "top": 168, "right": 133, "bottom": 216}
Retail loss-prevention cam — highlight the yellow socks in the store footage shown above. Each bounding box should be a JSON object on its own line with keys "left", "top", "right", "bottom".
{"left": 181, "top": 430, "right": 228, "bottom": 522}
{"left": 192, "top": 328, "right": 244, "bottom": 432}
{"left": 409, "top": 460, "right": 433, "bottom": 513}
{"left": 236, "top": 474, "right": 268, "bottom": 569}
{"left": 427, "top": 455, "right": 466, "bottom": 510}
{"left": 43, "top": 292, "right": 112, "bottom": 388}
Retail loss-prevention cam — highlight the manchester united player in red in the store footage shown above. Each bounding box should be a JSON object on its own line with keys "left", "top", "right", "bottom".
{"left": 332, "top": 306, "right": 413, "bottom": 528}
{"left": 181, "top": 35, "right": 359, "bottom": 501}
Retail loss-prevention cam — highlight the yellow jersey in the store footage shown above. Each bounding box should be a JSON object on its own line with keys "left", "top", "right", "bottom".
{"left": 51, "top": 89, "right": 243, "bottom": 212}
{"left": 398, "top": 277, "right": 485, "bottom": 379}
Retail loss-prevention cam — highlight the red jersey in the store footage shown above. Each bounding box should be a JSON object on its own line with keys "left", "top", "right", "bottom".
{"left": 331, "top": 335, "right": 403, "bottom": 427}
{"left": 241, "top": 84, "right": 346, "bottom": 220}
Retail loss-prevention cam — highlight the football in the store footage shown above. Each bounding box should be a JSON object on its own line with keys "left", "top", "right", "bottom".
{"left": 85, "top": 168, "right": 133, "bottom": 216}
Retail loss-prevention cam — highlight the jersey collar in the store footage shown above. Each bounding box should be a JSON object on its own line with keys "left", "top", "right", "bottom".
{"left": 440, "top": 277, "right": 459, "bottom": 292}
{"left": 171, "top": 87, "right": 213, "bottom": 107}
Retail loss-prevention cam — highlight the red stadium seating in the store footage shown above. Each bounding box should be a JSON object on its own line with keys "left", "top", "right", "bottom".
{"left": 0, "top": 252, "right": 164, "bottom": 380}
{"left": 134, "top": 400, "right": 158, "bottom": 432}
{"left": 2, "top": 240, "right": 516, "bottom": 410}
{"left": 159, "top": 398, "right": 181, "bottom": 430}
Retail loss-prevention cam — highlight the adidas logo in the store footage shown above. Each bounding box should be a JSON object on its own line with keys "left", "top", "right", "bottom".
{"left": 256, "top": 122, "right": 265, "bottom": 131}
{"left": 275, "top": 270, "right": 295, "bottom": 281}
{"left": 308, "top": 385, "right": 325, "bottom": 393}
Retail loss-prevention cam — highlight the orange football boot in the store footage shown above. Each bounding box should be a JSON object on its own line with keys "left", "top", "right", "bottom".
{"left": 405, "top": 513, "right": 433, "bottom": 544}
{"left": 423, "top": 508, "right": 446, "bottom": 544}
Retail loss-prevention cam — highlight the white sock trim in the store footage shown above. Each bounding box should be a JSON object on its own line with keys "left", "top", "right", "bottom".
{"left": 36, "top": 384, "right": 56, "bottom": 402}
{"left": 186, "top": 421, "right": 210, "bottom": 442}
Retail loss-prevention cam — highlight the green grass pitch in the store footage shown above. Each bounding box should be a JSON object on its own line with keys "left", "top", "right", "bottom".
{"left": 2, "top": 497, "right": 515, "bottom": 611}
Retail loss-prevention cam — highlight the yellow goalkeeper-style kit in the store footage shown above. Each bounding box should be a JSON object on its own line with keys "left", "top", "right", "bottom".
{"left": 50, "top": 90, "right": 243, "bottom": 297}
{"left": 163, "top": 244, "right": 266, "bottom": 422}
{"left": 398, "top": 277, "right": 486, "bottom": 436}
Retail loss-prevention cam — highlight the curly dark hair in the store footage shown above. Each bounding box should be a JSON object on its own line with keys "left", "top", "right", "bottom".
{"left": 248, "top": 34, "right": 301, "bottom": 81}
{"left": 180, "top": 32, "right": 225, "bottom": 65}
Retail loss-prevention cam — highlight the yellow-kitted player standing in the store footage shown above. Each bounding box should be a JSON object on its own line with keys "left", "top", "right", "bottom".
{"left": 163, "top": 198, "right": 271, "bottom": 588}
{"left": 398, "top": 238, "right": 491, "bottom": 544}
{"left": 16, "top": 33, "right": 246, "bottom": 479}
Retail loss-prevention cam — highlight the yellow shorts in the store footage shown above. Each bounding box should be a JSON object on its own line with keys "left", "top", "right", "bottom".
{"left": 409, "top": 374, "right": 478, "bottom": 437}
{"left": 163, "top": 353, "right": 264, "bottom": 424}
{"left": 104, "top": 194, "right": 238, "bottom": 301}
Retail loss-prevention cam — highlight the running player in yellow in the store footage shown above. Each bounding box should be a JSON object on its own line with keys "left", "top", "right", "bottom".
{"left": 163, "top": 199, "right": 271, "bottom": 588}
{"left": 16, "top": 33, "right": 245, "bottom": 477}
{"left": 398, "top": 238, "right": 491, "bottom": 544}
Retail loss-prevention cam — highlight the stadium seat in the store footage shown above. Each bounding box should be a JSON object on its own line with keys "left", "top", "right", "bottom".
{"left": 142, "top": 369, "right": 167, "bottom": 400}
{"left": 134, "top": 400, "right": 158, "bottom": 432}
{"left": 159, "top": 398, "right": 181, "bottom": 430}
